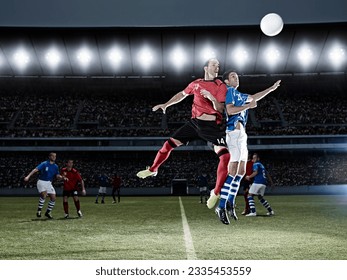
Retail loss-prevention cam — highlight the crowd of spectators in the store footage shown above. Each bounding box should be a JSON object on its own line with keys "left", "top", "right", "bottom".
{"left": 1, "top": 151, "right": 346, "bottom": 190}
{"left": 0, "top": 88, "right": 346, "bottom": 137}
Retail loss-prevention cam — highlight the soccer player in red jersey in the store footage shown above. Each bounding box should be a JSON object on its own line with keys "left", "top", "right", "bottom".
{"left": 111, "top": 174, "right": 121, "bottom": 203}
{"left": 137, "top": 58, "right": 230, "bottom": 208}
{"left": 61, "top": 159, "right": 86, "bottom": 218}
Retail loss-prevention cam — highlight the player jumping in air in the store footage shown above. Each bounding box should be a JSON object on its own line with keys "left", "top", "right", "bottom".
{"left": 137, "top": 58, "right": 230, "bottom": 203}
{"left": 214, "top": 71, "right": 280, "bottom": 224}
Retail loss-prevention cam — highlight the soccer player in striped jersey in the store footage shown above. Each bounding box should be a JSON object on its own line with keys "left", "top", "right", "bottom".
{"left": 136, "top": 58, "right": 230, "bottom": 204}
{"left": 24, "top": 152, "right": 66, "bottom": 219}
{"left": 245, "top": 153, "right": 274, "bottom": 217}
{"left": 215, "top": 71, "right": 280, "bottom": 224}
{"left": 61, "top": 159, "right": 86, "bottom": 218}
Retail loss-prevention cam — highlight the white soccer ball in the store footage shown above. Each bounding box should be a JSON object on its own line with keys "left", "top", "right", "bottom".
{"left": 260, "top": 13, "right": 284, "bottom": 37}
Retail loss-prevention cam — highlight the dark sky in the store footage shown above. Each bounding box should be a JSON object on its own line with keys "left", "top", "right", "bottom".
{"left": 0, "top": 0, "right": 346, "bottom": 27}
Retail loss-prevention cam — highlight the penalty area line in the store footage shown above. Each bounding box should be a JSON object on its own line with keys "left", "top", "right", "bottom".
{"left": 178, "top": 196, "right": 197, "bottom": 260}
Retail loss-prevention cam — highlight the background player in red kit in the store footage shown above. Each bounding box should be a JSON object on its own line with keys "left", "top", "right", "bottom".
{"left": 111, "top": 173, "right": 121, "bottom": 203}
{"left": 137, "top": 58, "right": 230, "bottom": 208}
{"left": 61, "top": 159, "right": 86, "bottom": 218}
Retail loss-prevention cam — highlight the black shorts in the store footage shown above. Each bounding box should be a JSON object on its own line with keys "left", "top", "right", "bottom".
{"left": 63, "top": 190, "right": 79, "bottom": 197}
{"left": 240, "top": 179, "right": 252, "bottom": 191}
{"left": 171, "top": 118, "right": 226, "bottom": 146}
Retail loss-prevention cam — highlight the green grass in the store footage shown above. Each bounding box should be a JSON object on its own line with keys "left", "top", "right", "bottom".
{"left": 0, "top": 195, "right": 346, "bottom": 260}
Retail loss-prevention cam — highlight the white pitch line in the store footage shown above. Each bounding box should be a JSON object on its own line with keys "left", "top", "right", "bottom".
{"left": 179, "top": 196, "right": 197, "bottom": 260}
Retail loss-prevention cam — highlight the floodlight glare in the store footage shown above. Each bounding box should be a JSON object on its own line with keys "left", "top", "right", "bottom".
{"left": 108, "top": 47, "right": 123, "bottom": 66}
{"left": 329, "top": 46, "right": 345, "bottom": 67}
{"left": 77, "top": 47, "right": 92, "bottom": 67}
{"left": 13, "top": 49, "right": 30, "bottom": 69}
{"left": 232, "top": 46, "right": 249, "bottom": 67}
{"left": 170, "top": 46, "right": 187, "bottom": 69}
{"left": 138, "top": 47, "right": 154, "bottom": 68}
{"left": 265, "top": 46, "right": 280, "bottom": 67}
{"left": 298, "top": 46, "right": 313, "bottom": 66}
{"left": 45, "top": 49, "right": 61, "bottom": 68}
{"left": 201, "top": 47, "right": 216, "bottom": 61}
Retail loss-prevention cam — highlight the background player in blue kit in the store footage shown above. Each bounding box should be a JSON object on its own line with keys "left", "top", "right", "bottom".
{"left": 245, "top": 153, "right": 274, "bottom": 217}
{"left": 24, "top": 152, "right": 65, "bottom": 219}
{"left": 215, "top": 70, "right": 280, "bottom": 224}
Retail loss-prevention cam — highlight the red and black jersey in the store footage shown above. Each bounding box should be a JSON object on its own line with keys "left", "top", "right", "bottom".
{"left": 183, "top": 78, "right": 227, "bottom": 124}
{"left": 61, "top": 167, "right": 83, "bottom": 191}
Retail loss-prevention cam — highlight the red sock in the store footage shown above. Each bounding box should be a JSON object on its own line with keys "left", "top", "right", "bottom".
{"left": 63, "top": 201, "right": 69, "bottom": 214}
{"left": 74, "top": 200, "right": 80, "bottom": 211}
{"left": 213, "top": 148, "right": 230, "bottom": 195}
{"left": 150, "top": 138, "right": 177, "bottom": 172}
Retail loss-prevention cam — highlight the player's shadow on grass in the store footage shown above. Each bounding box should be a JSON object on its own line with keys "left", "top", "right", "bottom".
{"left": 29, "top": 218, "right": 53, "bottom": 222}
{"left": 56, "top": 217, "right": 80, "bottom": 220}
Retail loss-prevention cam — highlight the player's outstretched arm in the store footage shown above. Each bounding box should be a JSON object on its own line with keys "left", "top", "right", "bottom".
{"left": 226, "top": 99, "right": 257, "bottom": 116}
{"left": 24, "top": 168, "right": 38, "bottom": 181}
{"left": 152, "top": 91, "right": 188, "bottom": 114}
{"left": 252, "top": 80, "right": 281, "bottom": 102}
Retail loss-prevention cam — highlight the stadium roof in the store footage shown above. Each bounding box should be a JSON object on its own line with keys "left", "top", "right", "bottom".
{"left": 0, "top": 24, "right": 346, "bottom": 78}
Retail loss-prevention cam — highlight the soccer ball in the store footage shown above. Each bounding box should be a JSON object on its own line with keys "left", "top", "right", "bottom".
{"left": 260, "top": 13, "right": 284, "bottom": 37}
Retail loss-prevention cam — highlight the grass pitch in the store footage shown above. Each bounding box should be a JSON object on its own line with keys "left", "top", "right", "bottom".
{"left": 0, "top": 195, "right": 346, "bottom": 260}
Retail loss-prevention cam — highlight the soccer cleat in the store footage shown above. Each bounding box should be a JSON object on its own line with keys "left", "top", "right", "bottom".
{"left": 136, "top": 167, "right": 158, "bottom": 179}
{"left": 64, "top": 214, "right": 69, "bottom": 219}
{"left": 241, "top": 210, "right": 249, "bottom": 215}
{"left": 77, "top": 210, "right": 83, "bottom": 217}
{"left": 215, "top": 207, "right": 230, "bottom": 225}
{"left": 226, "top": 202, "right": 238, "bottom": 221}
{"left": 36, "top": 211, "right": 41, "bottom": 218}
{"left": 95, "top": 201, "right": 98, "bottom": 204}
{"left": 246, "top": 212, "right": 257, "bottom": 217}
{"left": 112, "top": 200, "right": 116, "bottom": 204}
{"left": 101, "top": 200, "right": 105, "bottom": 204}
{"left": 267, "top": 210, "right": 275, "bottom": 216}
{"left": 206, "top": 190, "right": 220, "bottom": 209}
{"left": 45, "top": 211, "right": 53, "bottom": 219}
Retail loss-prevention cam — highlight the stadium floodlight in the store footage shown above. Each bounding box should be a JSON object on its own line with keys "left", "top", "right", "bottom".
{"left": 328, "top": 45, "right": 345, "bottom": 67}
{"left": 169, "top": 46, "right": 187, "bottom": 69}
{"left": 77, "top": 47, "right": 92, "bottom": 67}
{"left": 201, "top": 46, "right": 217, "bottom": 62}
{"left": 108, "top": 47, "right": 123, "bottom": 67}
{"left": 137, "top": 47, "right": 154, "bottom": 69}
{"left": 265, "top": 46, "right": 281, "bottom": 67}
{"left": 45, "top": 48, "right": 61, "bottom": 68}
{"left": 13, "top": 49, "right": 30, "bottom": 69}
{"left": 297, "top": 45, "right": 313, "bottom": 67}
{"left": 232, "top": 46, "right": 249, "bottom": 67}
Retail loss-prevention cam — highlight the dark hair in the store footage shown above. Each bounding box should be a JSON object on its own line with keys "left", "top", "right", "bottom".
{"left": 222, "top": 69, "right": 236, "bottom": 82}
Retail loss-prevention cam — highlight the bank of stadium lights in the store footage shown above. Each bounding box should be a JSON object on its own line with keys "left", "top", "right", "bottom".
{"left": 45, "top": 48, "right": 61, "bottom": 68}
{"left": 137, "top": 47, "right": 154, "bottom": 69}
{"left": 265, "top": 46, "right": 281, "bottom": 67}
{"left": 297, "top": 46, "right": 313, "bottom": 67}
{"left": 329, "top": 45, "right": 345, "bottom": 67}
{"left": 77, "top": 47, "right": 92, "bottom": 67}
{"left": 169, "top": 46, "right": 187, "bottom": 69}
{"left": 13, "top": 49, "right": 30, "bottom": 69}
{"left": 108, "top": 47, "right": 123, "bottom": 67}
{"left": 201, "top": 47, "right": 217, "bottom": 62}
{"left": 232, "top": 46, "right": 249, "bottom": 67}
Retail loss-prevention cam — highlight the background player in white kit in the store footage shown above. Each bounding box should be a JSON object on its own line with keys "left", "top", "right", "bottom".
{"left": 214, "top": 70, "right": 280, "bottom": 225}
